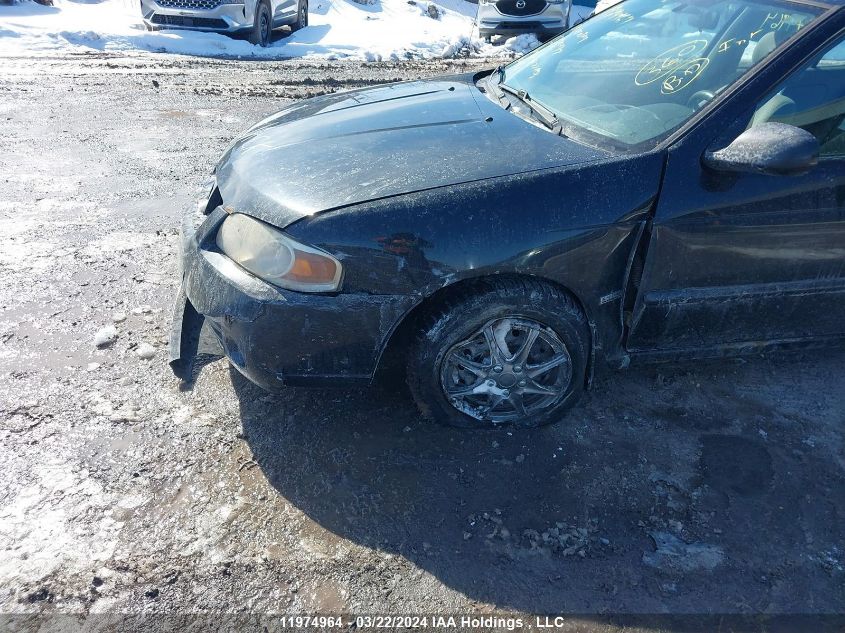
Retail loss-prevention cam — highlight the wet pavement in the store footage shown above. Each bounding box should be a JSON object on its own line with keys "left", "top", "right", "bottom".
{"left": 0, "top": 51, "right": 843, "bottom": 627}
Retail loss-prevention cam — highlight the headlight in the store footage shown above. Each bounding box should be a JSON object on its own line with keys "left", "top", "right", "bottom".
{"left": 216, "top": 213, "right": 343, "bottom": 293}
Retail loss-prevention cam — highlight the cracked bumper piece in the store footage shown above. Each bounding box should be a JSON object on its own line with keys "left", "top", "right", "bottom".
{"left": 170, "top": 208, "right": 417, "bottom": 390}
{"left": 169, "top": 285, "right": 204, "bottom": 381}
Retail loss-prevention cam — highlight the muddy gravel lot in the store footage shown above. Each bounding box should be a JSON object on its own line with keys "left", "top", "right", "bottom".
{"left": 0, "top": 51, "right": 844, "bottom": 630}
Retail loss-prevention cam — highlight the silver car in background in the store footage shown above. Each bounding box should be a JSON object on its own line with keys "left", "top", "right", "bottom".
{"left": 140, "top": 0, "right": 309, "bottom": 46}
{"left": 476, "top": 0, "right": 571, "bottom": 41}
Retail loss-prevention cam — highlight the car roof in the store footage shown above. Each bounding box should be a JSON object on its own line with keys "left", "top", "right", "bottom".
{"left": 800, "top": 0, "right": 845, "bottom": 8}
{"left": 787, "top": 0, "right": 844, "bottom": 8}
{"left": 789, "top": 0, "right": 845, "bottom": 16}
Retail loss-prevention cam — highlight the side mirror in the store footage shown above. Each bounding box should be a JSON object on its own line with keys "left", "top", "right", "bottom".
{"left": 703, "top": 122, "right": 819, "bottom": 176}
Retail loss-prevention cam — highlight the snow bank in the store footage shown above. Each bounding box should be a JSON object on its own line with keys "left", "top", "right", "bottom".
{"left": 593, "top": 0, "right": 620, "bottom": 13}
{"left": 0, "top": 0, "right": 594, "bottom": 60}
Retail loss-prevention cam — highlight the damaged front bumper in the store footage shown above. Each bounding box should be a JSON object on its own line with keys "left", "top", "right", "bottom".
{"left": 169, "top": 205, "right": 416, "bottom": 390}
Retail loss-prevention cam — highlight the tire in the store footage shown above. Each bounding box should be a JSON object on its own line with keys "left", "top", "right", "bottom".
{"left": 290, "top": 0, "right": 308, "bottom": 32}
{"left": 406, "top": 278, "right": 590, "bottom": 429}
{"left": 249, "top": 1, "right": 272, "bottom": 47}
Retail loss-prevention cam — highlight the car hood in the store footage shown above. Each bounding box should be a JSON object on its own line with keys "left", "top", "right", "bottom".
{"left": 215, "top": 75, "right": 610, "bottom": 228}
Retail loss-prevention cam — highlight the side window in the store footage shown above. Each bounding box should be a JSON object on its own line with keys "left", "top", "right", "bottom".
{"left": 750, "top": 34, "right": 845, "bottom": 157}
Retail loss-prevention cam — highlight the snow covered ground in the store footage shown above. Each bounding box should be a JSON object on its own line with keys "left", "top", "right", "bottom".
{"left": 0, "top": 0, "right": 594, "bottom": 61}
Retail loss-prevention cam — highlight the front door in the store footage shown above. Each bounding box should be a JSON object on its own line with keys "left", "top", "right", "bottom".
{"left": 628, "top": 29, "right": 845, "bottom": 353}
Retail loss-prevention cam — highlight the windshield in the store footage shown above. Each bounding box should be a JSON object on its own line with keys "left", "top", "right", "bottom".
{"left": 499, "top": 0, "right": 822, "bottom": 149}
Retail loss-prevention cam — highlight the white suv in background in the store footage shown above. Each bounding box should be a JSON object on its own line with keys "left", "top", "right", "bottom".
{"left": 140, "top": 0, "right": 309, "bottom": 46}
{"left": 476, "top": 0, "right": 571, "bottom": 41}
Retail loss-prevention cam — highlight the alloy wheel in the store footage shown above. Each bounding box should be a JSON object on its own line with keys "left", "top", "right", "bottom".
{"left": 439, "top": 317, "right": 572, "bottom": 424}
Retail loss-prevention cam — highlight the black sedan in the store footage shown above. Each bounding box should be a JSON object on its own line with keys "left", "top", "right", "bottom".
{"left": 171, "top": 0, "right": 845, "bottom": 428}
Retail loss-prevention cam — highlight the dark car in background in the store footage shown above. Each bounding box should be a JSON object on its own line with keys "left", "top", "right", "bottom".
{"left": 171, "top": 0, "right": 845, "bottom": 428}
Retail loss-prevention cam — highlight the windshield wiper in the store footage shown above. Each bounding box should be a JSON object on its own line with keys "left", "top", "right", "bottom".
{"left": 486, "top": 65, "right": 511, "bottom": 109}
{"left": 498, "top": 83, "right": 563, "bottom": 134}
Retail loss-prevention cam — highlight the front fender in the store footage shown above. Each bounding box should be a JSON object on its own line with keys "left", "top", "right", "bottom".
{"left": 286, "top": 152, "right": 664, "bottom": 368}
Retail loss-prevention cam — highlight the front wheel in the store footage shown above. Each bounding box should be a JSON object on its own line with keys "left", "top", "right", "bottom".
{"left": 249, "top": 1, "right": 272, "bottom": 46}
{"left": 290, "top": 0, "right": 308, "bottom": 32}
{"left": 406, "top": 278, "right": 589, "bottom": 429}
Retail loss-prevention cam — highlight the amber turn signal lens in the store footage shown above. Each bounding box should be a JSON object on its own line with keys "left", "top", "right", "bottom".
{"left": 216, "top": 213, "right": 343, "bottom": 293}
